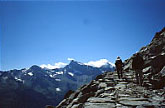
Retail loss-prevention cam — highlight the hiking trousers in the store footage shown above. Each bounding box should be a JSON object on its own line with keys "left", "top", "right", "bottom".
{"left": 117, "top": 68, "right": 123, "bottom": 79}
{"left": 135, "top": 69, "right": 143, "bottom": 86}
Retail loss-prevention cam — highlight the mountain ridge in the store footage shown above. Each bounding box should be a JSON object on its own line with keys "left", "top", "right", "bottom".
{"left": 0, "top": 59, "right": 114, "bottom": 108}
{"left": 40, "top": 59, "right": 114, "bottom": 70}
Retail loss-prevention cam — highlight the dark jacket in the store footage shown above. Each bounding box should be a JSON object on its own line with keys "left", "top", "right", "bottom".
{"left": 115, "top": 59, "right": 123, "bottom": 69}
{"left": 132, "top": 54, "right": 144, "bottom": 70}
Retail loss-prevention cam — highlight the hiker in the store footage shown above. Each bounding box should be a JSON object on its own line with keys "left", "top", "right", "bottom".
{"left": 115, "top": 56, "right": 123, "bottom": 79}
{"left": 132, "top": 53, "right": 144, "bottom": 86}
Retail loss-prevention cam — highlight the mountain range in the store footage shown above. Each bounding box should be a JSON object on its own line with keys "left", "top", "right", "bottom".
{"left": 0, "top": 59, "right": 115, "bottom": 108}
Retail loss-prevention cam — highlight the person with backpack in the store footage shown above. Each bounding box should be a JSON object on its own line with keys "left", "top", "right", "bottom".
{"left": 132, "top": 53, "right": 144, "bottom": 86}
{"left": 115, "top": 56, "right": 123, "bottom": 79}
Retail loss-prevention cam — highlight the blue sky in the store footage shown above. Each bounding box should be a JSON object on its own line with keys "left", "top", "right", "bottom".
{"left": 0, "top": 0, "right": 165, "bottom": 70}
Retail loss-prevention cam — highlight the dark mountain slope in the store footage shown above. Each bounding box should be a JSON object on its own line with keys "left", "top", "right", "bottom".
{"left": 0, "top": 60, "right": 114, "bottom": 108}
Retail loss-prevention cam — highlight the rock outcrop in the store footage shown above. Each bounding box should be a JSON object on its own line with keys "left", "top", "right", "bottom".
{"left": 124, "top": 27, "right": 165, "bottom": 89}
{"left": 56, "top": 27, "right": 165, "bottom": 108}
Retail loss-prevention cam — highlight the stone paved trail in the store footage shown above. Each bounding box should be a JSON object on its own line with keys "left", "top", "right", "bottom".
{"left": 56, "top": 28, "right": 165, "bottom": 108}
{"left": 56, "top": 71, "right": 165, "bottom": 108}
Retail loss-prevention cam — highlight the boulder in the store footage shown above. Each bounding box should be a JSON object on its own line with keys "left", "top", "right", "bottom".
{"left": 150, "top": 66, "right": 165, "bottom": 89}
{"left": 119, "top": 100, "right": 150, "bottom": 107}
{"left": 78, "top": 92, "right": 95, "bottom": 103}
{"left": 136, "top": 104, "right": 160, "bottom": 108}
{"left": 98, "top": 83, "right": 107, "bottom": 89}
{"left": 87, "top": 97, "right": 115, "bottom": 103}
{"left": 71, "top": 104, "right": 83, "bottom": 108}
{"left": 160, "top": 66, "right": 165, "bottom": 77}
{"left": 64, "top": 90, "right": 74, "bottom": 99}
{"left": 84, "top": 102, "right": 115, "bottom": 108}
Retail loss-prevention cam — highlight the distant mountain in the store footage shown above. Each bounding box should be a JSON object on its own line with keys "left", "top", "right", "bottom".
{"left": 0, "top": 59, "right": 114, "bottom": 108}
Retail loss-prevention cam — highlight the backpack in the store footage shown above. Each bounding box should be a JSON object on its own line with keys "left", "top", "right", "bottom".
{"left": 115, "top": 59, "right": 123, "bottom": 68}
{"left": 132, "top": 55, "right": 144, "bottom": 70}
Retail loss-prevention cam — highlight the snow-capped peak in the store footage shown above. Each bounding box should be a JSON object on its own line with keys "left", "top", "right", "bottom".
{"left": 69, "top": 60, "right": 85, "bottom": 66}
{"left": 40, "top": 58, "right": 114, "bottom": 70}
{"left": 84, "top": 59, "right": 115, "bottom": 68}
{"left": 40, "top": 62, "right": 67, "bottom": 69}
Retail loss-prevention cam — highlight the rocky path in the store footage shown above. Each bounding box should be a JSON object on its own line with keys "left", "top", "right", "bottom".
{"left": 56, "top": 28, "right": 165, "bottom": 108}
{"left": 56, "top": 71, "right": 165, "bottom": 108}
